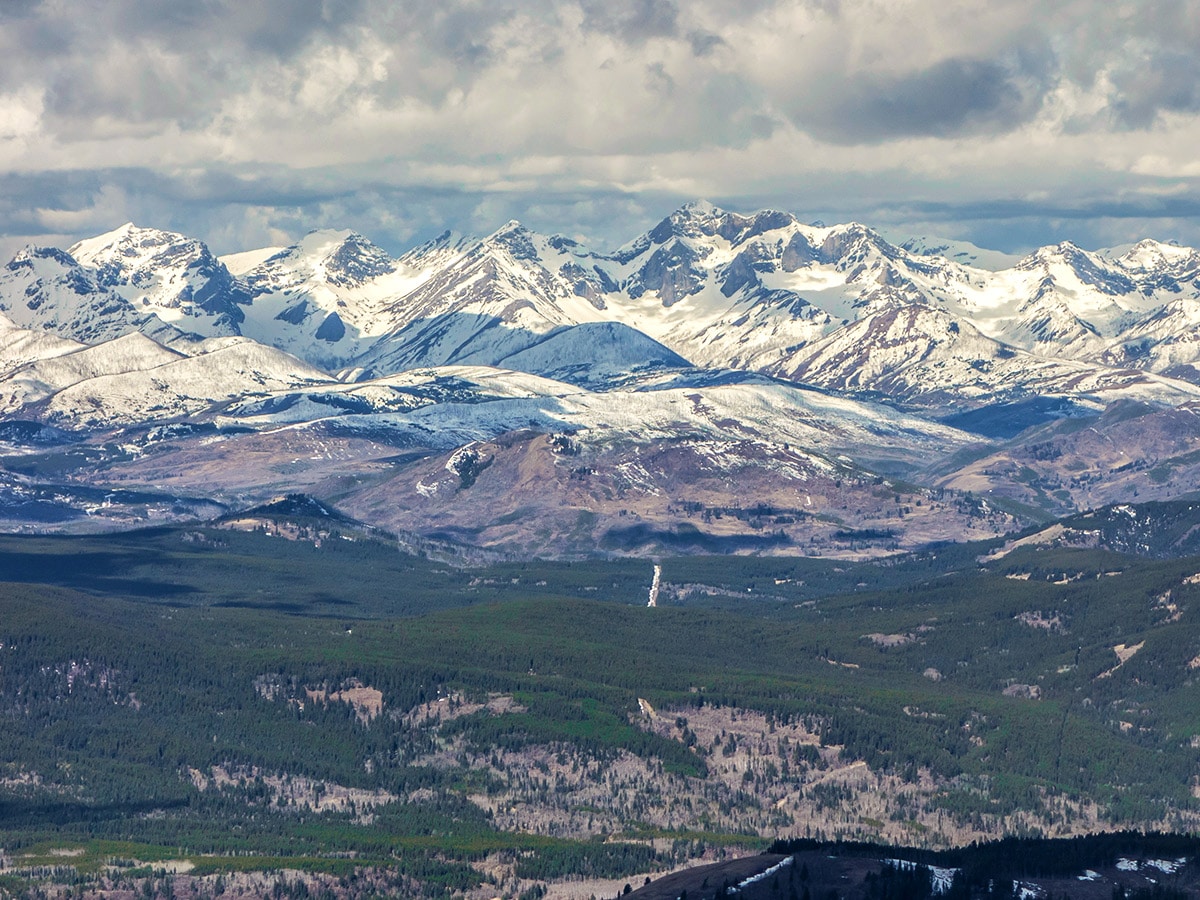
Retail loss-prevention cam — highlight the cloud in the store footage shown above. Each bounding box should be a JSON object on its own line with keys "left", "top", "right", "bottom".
{"left": 0, "top": 0, "right": 1198, "bottom": 257}
{"left": 581, "top": 0, "right": 680, "bottom": 43}
{"left": 786, "top": 56, "right": 1046, "bottom": 143}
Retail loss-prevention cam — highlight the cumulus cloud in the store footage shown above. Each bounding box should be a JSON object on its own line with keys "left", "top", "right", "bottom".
{"left": 0, "top": 0, "right": 1198, "bottom": 254}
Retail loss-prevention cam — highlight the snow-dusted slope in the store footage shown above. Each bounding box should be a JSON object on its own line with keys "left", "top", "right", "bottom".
{"left": 216, "top": 364, "right": 584, "bottom": 429}
{"left": 0, "top": 313, "right": 86, "bottom": 377}
{"left": 495, "top": 321, "right": 691, "bottom": 387}
{"left": 8, "top": 337, "right": 332, "bottom": 428}
{"left": 277, "top": 364, "right": 975, "bottom": 468}
{"left": 0, "top": 332, "right": 186, "bottom": 414}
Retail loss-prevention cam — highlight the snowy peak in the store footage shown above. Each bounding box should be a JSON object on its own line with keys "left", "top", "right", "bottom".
{"left": 774, "top": 301, "right": 1200, "bottom": 411}
{"left": 482, "top": 220, "right": 541, "bottom": 261}
{"left": 816, "top": 223, "right": 903, "bottom": 268}
{"left": 398, "top": 229, "right": 476, "bottom": 270}
{"left": 1014, "top": 241, "right": 1136, "bottom": 297}
{"left": 779, "top": 303, "right": 1007, "bottom": 400}
{"left": 0, "top": 243, "right": 154, "bottom": 344}
{"left": 260, "top": 228, "right": 400, "bottom": 289}
{"left": 899, "top": 235, "right": 1021, "bottom": 271}
{"left": 233, "top": 229, "right": 423, "bottom": 370}
{"left": 68, "top": 223, "right": 248, "bottom": 332}
{"left": 68, "top": 222, "right": 163, "bottom": 269}
{"left": 1108, "top": 239, "right": 1200, "bottom": 286}
{"left": 324, "top": 233, "right": 396, "bottom": 288}
{"left": 362, "top": 223, "right": 609, "bottom": 373}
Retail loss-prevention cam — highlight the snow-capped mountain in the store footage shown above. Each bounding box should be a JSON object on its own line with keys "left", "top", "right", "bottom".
{"left": 68, "top": 224, "right": 248, "bottom": 335}
{"left": 1090, "top": 241, "right": 1200, "bottom": 379}
{"left": 8, "top": 203, "right": 1200, "bottom": 550}
{"left": 360, "top": 221, "right": 617, "bottom": 373}
{"left": 597, "top": 202, "right": 840, "bottom": 371}
{"left": 778, "top": 303, "right": 1200, "bottom": 410}
{"left": 0, "top": 245, "right": 170, "bottom": 344}
{"left": 232, "top": 229, "right": 433, "bottom": 371}
{"left": 12, "top": 203, "right": 1200, "bottom": 411}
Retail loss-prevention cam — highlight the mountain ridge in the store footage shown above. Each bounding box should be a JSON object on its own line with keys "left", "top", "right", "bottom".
{"left": 4, "top": 202, "right": 1200, "bottom": 554}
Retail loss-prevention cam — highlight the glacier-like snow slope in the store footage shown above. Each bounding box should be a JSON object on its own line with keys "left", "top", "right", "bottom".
{"left": 897, "top": 235, "right": 1022, "bottom": 271}
{"left": 232, "top": 229, "right": 437, "bottom": 371}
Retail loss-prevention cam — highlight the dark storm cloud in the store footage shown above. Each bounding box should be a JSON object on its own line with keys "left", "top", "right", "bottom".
{"left": 0, "top": 165, "right": 672, "bottom": 259}
{"left": 1051, "top": 0, "right": 1200, "bottom": 130}
{"left": 1108, "top": 50, "right": 1200, "bottom": 129}
{"left": 789, "top": 55, "right": 1047, "bottom": 144}
{"left": 580, "top": 0, "right": 679, "bottom": 43}
{"left": 0, "top": 0, "right": 41, "bottom": 20}
{"left": 902, "top": 194, "right": 1200, "bottom": 224}
{"left": 686, "top": 30, "right": 725, "bottom": 57}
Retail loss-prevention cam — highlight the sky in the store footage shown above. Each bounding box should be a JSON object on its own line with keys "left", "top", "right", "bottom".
{"left": 1, "top": 0, "right": 1199, "bottom": 260}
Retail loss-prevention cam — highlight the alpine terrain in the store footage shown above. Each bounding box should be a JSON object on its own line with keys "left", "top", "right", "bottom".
{"left": 3, "top": 201, "right": 1200, "bottom": 555}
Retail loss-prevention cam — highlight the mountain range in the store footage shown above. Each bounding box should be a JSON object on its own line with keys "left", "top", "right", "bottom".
{"left": 2, "top": 201, "right": 1200, "bottom": 555}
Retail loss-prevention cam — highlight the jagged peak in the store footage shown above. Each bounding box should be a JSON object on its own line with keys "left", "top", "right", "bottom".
{"left": 257, "top": 230, "right": 398, "bottom": 284}
{"left": 816, "top": 221, "right": 902, "bottom": 262}
{"left": 293, "top": 228, "right": 363, "bottom": 257}
{"left": 676, "top": 198, "right": 724, "bottom": 218}
{"left": 484, "top": 220, "right": 532, "bottom": 242}
{"left": 406, "top": 228, "right": 469, "bottom": 253}
{"left": 69, "top": 223, "right": 198, "bottom": 265}
{"left": 1111, "top": 238, "right": 1198, "bottom": 271}
{"left": 480, "top": 220, "right": 542, "bottom": 262}
{"left": 1017, "top": 240, "right": 1096, "bottom": 268}
{"left": 8, "top": 244, "right": 80, "bottom": 268}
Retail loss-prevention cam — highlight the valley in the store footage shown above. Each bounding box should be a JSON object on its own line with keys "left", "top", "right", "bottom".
{"left": 3, "top": 504, "right": 1200, "bottom": 896}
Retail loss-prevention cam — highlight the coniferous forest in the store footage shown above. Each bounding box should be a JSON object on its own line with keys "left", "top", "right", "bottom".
{"left": 3, "top": 506, "right": 1200, "bottom": 896}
